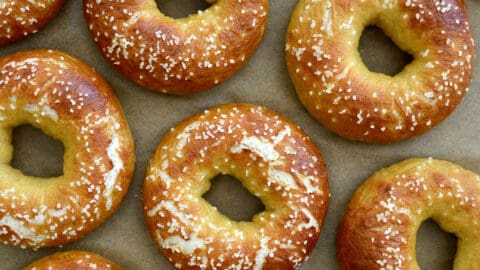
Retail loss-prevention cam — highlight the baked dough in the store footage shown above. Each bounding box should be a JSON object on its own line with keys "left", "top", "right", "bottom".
{"left": 338, "top": 158, "right": 480, "bottom": 269}
{"left": 0, "top": 50, "right": 135, "bottom": 249}
{"left": 83, "top": 0, "right": 269, "bottom": 94}
{"left": 23, "top": 250, "right": 123, "bottom": 270}
{"left": 286, "top": 0, "right": 475, "bottom": 142}
{"left": 143, "top": 103, "right": 329, "bottom": 269}
{"left": 0, "top": 0, "right": 65, "bottom": 45}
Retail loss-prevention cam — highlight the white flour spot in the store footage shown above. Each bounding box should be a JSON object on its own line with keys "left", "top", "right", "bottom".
{"left": 103, "top": 130, "right": 124, "bottom": 210}
{"left": 0, "top": 215, "right": 49, "bottom": 243}
{"left": 157, "top": 231, "right": 205, "bottom": 255}
{"left": 231, "top": 136, "right": 279, "bottom": 162}
{"left": 268, "top": 168, "right": 298, "bottom": 190}
{"left": 253, "top": 237, "right": 271, "bottom": 270}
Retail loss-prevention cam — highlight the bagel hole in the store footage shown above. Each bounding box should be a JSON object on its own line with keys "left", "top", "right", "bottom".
{"left": 416, "top": 219, "right": 457, "bottom": 270}
{"left": 155, "top": 0, "right": 211, "bottom": 19}
{"left": 359, "top": 25, "right": 413, "bottom": 76}
{"left": 202, "top": 174, "right": 265, "bottom": 222}
{"left": 11, "top": 125, "right": 64, "bottom": 178}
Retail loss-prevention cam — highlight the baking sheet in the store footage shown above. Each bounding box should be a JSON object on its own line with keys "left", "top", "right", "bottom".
{"left": 1, "top": 0, "right": 479, "bottom": 269}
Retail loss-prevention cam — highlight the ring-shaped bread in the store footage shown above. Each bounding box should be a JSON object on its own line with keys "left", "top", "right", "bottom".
{"left": 0, "top": 0, "right": 65, "bottom": 46}
{"left": 83, "top": 0, "right": 269, "bottom": 94}
{"left": 338, "top": 158, "right": 480, "bottom": 269}
{"left": 143, "top": 103, "right": 329, "bottom": 269}
{"left": 23, "top": 250, "right": 123, "bottom": 270}
{"left": 286, "top": 0, "right": 475, "bottom": 143}
{"left": 0, "top": 50, "right": 135, "bottom": 249}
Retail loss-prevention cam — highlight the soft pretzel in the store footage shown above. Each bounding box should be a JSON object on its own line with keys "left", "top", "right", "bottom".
{"left": 143, "top": 103, "right": 329, "bottom": 269}
{"left": 83, "top": 0, "right": 268, "bottom": 94}
{"left": 338, "top": 158, "right": 480, "bottom": 269}
{"left": 23, "top": 250, "right": 123, "bottom": 270}
{"left": 0, "top": 0, "right": 65, "bottom": 46}
{"left": 286, "top": 0, "right": 475, "bottom": 143}
{"left": 0, "top": 50, "right": 135, "bottom": 249}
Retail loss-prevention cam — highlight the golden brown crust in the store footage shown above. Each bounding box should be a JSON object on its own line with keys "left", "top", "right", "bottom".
{"left": 0, "top": 0, "right": 65, "bottom": 46}
{"left": 0, "top": 50, "right": 135, "bottom": 249}
{"left": 143, "top": 103, "right": 329, "bottom": 269}
{"left": 23, "top": 250, "right": 123, "bottom": 270}
{"left": 83, "top": 0, "right": 269, "bottom": 94}
{"left": 286, "top": 0, "right": 475, "bottom": 143}
{"left": 338, "top": 158, "right": 480, "bottom": 270}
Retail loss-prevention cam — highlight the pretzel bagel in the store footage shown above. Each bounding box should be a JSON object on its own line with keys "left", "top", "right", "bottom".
{"left": 286, "top": 0, "right": 475, "bottom": 143}
{"left": 143, "top": 103, "right": 329, "bottom": 269}
{"left": 0, "top": 50, "right": 134, "bottom": 249}
{"left": 23, "top": 250, "right": 123, "bottom": 270}
{"left": 338, "top": 158, "right": 480, "bottom": 270}
{"left": 83, "top": 0, "right": 268, "bottom": 94}
{"left": 0, "top": 0, "right": 65, "bottom": 46}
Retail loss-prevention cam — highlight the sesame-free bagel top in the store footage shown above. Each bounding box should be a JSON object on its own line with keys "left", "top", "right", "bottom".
{"left": 338, "top": 158, "right": 480, "bottom": 269}
{"left": 0, "top": 0, "right": 65, "bottom": 46}
{"left": 0, "top": 50, "right": 134, "bottom": 249}
{"left": 83, "top": 0, "right": 268, "bottom": 94}
{"left": 286, "top": 0, "right": 475, "bottom": 143}
{"left": 23, "top": 250, "right": 123, "bottom": 270}
{"left": 143, "top": 103, "right": 329, "bottom": 269}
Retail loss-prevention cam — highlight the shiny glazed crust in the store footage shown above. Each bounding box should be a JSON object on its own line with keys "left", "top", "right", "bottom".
{"left": 0, "top": 0, "right": 65, "bottom": 46}
{"left": 0, "top": 50, "right": 135, "bottom": 249}
{"left": 286, "top": 0, "right": 475, "bottom": 143}
{"left": 143, "top": 103, "right": 329, "bottom": 269}
{"left": 338, "top": 158, "right": 480, "bottom": 270}
{"left": 83, "top": 0, "right": 268, "bottom": 94}
{"left": 23, "top": 250, "right": 123, "bottom": 270}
